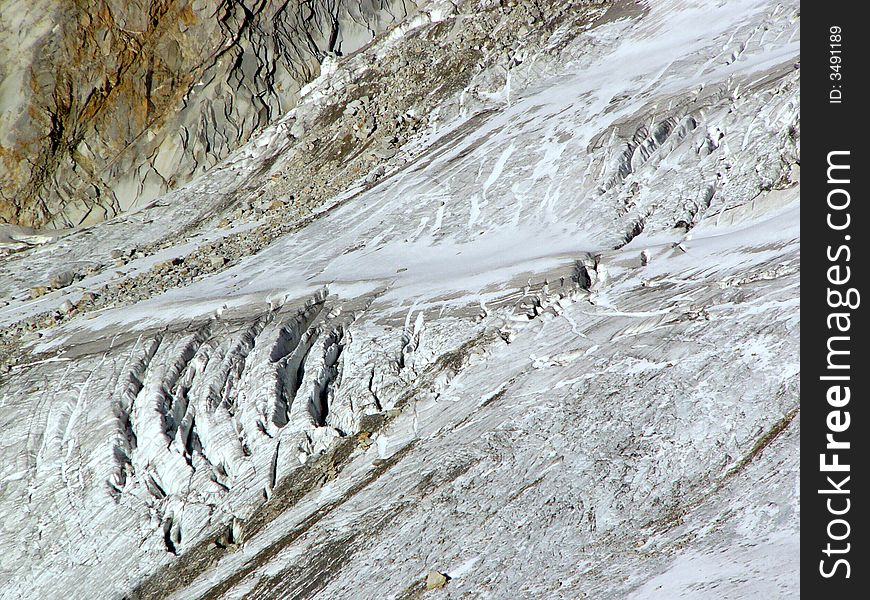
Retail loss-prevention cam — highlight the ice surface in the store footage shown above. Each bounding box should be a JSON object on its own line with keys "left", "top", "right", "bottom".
{"left": 0, "top": 0, "right": 799, "bottom": 598}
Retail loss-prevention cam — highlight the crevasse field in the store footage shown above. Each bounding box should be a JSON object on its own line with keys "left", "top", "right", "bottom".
{"left": 0, "top": 0, "right": 799, "bottom": 598}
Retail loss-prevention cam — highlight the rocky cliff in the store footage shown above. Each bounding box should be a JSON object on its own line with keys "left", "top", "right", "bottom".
{"left": 0, "top": 0, "right": 416, "bottom": 227}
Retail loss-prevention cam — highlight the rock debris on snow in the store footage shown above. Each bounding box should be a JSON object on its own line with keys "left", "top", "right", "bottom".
{"left": 0, "top": 0, "right": 799, "bottom": 598}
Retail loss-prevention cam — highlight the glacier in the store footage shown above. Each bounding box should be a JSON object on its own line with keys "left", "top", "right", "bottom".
{"left": 0, "top": 0, "right": 800, "bottom": 598}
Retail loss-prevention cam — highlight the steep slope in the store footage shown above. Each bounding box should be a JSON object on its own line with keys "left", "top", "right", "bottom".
{"left": 0, "top": 0, "right": 799, "bottom": 598}
{"left": 0, "top": 0, "right": 416, "bottom": 227}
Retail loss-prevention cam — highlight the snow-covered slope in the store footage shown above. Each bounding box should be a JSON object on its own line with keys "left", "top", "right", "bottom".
{"left": 0, "top": 0, "right": 799, "bottom": 598}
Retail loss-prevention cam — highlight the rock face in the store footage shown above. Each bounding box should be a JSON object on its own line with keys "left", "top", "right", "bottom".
{"left": 0, "top": 0, "right": 416, "bottom": 227}
{"left": 0, "top": 0, "right": 800, "bottom": 598}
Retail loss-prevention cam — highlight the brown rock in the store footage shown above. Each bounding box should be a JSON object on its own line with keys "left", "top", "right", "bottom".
{"left": 30, "top": 286, "right": 50, "bottom": 299}
{"left": 425, "top": 571, "right": 448, "bottom": 591}
{"left": 1, "top": 1, "right": 412, "bottom": 228}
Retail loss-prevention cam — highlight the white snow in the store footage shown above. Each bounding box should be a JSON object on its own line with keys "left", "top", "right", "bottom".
{"left": 0, "top": 0, "right": 800, "bottom": 598}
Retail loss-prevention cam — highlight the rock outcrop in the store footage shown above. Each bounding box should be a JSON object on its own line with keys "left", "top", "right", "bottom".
{"left": 0, "top": 0, "right": 416, "bottom": 227}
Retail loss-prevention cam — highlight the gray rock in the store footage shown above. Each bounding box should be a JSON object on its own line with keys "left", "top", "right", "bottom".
{"left": 208, "top": 256, "right": 227, "bottom": 269}
{"left": 49, "top": 271, "right": 74, "bottom": 290}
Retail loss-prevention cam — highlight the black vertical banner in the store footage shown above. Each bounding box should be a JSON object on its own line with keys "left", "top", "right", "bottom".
{"left": 803, "top": 3, "right": 867, "bottom": 597}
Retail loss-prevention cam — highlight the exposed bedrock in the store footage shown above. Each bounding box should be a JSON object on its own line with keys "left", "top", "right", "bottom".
{"left": 0, "top": 0, "right": 417, "bottom": 228}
